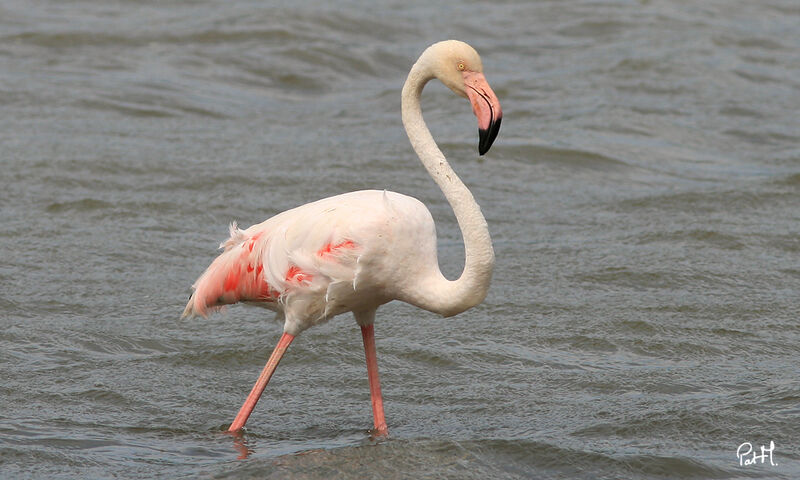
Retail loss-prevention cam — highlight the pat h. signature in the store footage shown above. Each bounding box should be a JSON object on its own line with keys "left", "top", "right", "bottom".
{"left": 737, "top": 441, "right": 777, "bottom": 466}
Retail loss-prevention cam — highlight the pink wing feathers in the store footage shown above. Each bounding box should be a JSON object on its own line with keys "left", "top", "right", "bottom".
{"left": 182, "top": 203, "right": 362, "bottom": 319}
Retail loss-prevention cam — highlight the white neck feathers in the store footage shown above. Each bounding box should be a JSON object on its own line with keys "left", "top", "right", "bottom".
{"left": 399, "top": 56, "right": 494, "bottom": 317}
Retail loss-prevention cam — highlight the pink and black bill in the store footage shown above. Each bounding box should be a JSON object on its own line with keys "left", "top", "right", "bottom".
{"left": 463, "top": 71, "right": 503, "bottom": 155}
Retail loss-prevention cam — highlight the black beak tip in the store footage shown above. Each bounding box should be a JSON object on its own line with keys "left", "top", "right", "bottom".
{"left": 478, "top": 116, "right": 502, "bottom": 156}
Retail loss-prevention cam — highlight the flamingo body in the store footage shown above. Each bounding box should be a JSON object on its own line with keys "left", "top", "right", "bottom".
{"left": 183, "top": 40, "right": 502, "bottom": 435}
{"left": 183, "top": 190, "right": 438, "bottom": 336}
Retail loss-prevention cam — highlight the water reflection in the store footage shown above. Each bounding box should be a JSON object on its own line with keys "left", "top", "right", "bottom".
{"left": 228, "top": 430, "right": 253, "bottom": 460}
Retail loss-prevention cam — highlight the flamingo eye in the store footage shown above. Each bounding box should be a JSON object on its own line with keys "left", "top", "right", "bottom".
{"left": 457, "top": 62, "right": 465, "bottom": 71}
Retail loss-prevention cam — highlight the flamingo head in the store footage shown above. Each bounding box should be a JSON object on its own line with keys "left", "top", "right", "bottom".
{"left": 424, "top": 40, "right": 503, "bottom": 155}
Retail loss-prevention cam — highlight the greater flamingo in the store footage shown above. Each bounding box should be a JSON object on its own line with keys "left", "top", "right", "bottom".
{"left": 182, "top": 40, "right": 502, "bottom": 436}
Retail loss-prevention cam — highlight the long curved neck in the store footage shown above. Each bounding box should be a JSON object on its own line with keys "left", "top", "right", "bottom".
{"left": 400, "top": 61, "right": 494, "bottom": 317}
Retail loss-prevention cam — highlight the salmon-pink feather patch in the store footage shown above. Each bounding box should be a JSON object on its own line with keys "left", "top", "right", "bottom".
{"left": 285, "top": 265, "right": 312, "bottom": 283}
{"left": 317, "top": 240, "right": 356, "bottom": 257}
{"left": 223, "top": 267, "right": 240, "bottom": 292}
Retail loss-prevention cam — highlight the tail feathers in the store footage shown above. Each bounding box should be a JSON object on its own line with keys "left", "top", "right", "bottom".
{"left": 182, "top": 231, "right": 279, "bottom": 319}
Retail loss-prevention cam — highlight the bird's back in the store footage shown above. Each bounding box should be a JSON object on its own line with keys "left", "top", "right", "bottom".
{"left": 183, "top": 189, "right": 438, "bottom": 334}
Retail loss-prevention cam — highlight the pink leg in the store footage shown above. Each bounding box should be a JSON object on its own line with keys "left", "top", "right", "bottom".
{"left": 228, "top": 332, "right": 295, "bottom": 432}
{"left": 360, "top": 324, "right": 388, "bottom": 436}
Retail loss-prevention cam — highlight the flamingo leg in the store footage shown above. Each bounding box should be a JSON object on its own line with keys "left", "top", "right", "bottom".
{"left": 228, "top": 332, "right": 295, "bottom": 432}
{"left": 360, "top": 324, "right": 388, "bottom": 436}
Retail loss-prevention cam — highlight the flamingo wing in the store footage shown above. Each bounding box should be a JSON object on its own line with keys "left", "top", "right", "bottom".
{"left": 183, "top": 207, "right": 362, "bottom": 320}
{"left": 182, "top": 192, "right": 375, "bottom": 320}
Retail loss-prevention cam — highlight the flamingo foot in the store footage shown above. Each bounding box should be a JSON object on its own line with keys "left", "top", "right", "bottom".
{"left": 369, "top": 425, "right": 389, "bottom": 439}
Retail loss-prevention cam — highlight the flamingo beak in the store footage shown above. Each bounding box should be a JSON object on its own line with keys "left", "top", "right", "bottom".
{"left": 463, "top": 71, "right": 503, "bottom": 155}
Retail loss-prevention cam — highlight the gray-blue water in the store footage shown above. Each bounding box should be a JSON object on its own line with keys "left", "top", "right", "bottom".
{"left": 1, "top": 1, "right": 799, "bottom": 478}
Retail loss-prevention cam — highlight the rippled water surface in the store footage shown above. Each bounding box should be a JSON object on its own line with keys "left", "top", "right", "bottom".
{"left": 2, "top": 1, "right": 799, "bottom": 478}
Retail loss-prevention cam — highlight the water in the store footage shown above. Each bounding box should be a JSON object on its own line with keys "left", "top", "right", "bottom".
{"left": 1, "top": 1, "right": 798, "bottom": 478}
